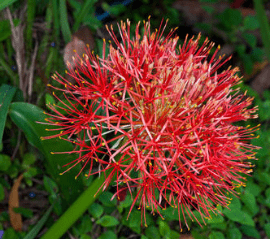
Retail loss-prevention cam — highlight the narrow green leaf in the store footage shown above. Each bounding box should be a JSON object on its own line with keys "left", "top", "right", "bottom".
{"left": 23, "top": 204, "right": 54, "bottom": 239}
{"left": 26, "top": 0, "right": 36, "bottom": 50}
{"left": 0, "top": 84, "right": 16, "bottom": 143}
{"left": 40, "top": 172, "right": 112, "bottom": 239}
{"left": 0, "top": 0, "right": 18, "bottom": 11}
{"left": 253, "top": 0, "right": 270, "bottom": 61}
{"left": 51, "top": 0, "right": 60, "bottom": 39}
{"left": 72, "top": 0, "right": 98, "bottom": 31}
{"left": 264, "top": 223, "right": 270, "bottom": 238}
{"left": 0, "top": 183, "right": 5, "bottom": 201}
{"left": 59, "top": 0, "right": 71, "bottom": 43}
{"left": 9, "top": 102, "right": 83, "bottom": 204}
{"left": 43, "top": 176, "right": 59, "bottom": 195}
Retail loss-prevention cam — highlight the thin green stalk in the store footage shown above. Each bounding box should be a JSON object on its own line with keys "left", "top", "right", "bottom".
{"left": 0, "top": 56, "right": 17, "bottom": 85}
{"left": 51, "top": 0, "right": 60, "bottom": 41}
{"left": 59, "top": 0, "right": 71, "bottom": 43}
{"left": 40, "top": 173, "right": 107, "bottom": 239}
{"left": 253, "top": 0, "right": 270, "bottom": 61}
{"left": 72, "top": 0, "right": 95, "bottom": 32}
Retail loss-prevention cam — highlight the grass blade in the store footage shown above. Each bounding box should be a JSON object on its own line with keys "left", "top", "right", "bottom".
{"left": 59, "top": 0, "right": 71, "bottom": 43}
{"left": 0, "top": 84, "right": 16, "bottom": 144}
{"left": 72, "top": 0, "right": 97, "bottom": 32}
{"left": 23, "top": 204, "right": 54, "bottom": 239}
{"left": 253, "top": 0, "right": 270, "bottom": 60}
{"left": 0, "top": 0, "right": 18, "bottom": 11}
{"left": 0, "top": 57, "right": 18, "bottom": 85}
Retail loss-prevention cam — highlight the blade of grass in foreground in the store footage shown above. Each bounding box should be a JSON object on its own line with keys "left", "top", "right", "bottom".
{"left": 40, "top": 173, "right": 108, "bottom": 239}
{"left": 23, "top": 204, "right": 54, "bottom": 239}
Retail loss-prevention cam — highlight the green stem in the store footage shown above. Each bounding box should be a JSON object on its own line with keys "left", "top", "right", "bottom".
{"left": 40, "top": 173, "right": 106, "bottom": 239}
{"left": 253, "top": 0, "right": 270, "bottom": 61}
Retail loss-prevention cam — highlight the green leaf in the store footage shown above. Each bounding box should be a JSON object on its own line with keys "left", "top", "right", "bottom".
{"left": 244, "top": 15, "right": 259, "bottom": 30}
{"left": 0, "top": 184, "right": 5, "bottom": 201}
{"left": 99, "top": 191, "right": 116, "bottom": 207}
{"left": 0, "top": 0, "right": 18, "bottom": 11}
{"left": 0, "top": 19, "right": 20, "bottom": 42}
{"left": 170, "top": 230, "right": 181, "bottom": 239}
{"left": 219, "top": 8, "right": 242, "bottom": 30}
{"left": 80, "top": 235, "right": 92, "bottom": 239}
{"left": 118, "top": 194, "right": 132, "bottom": 208}
{"left": 43, "top": 176, "right": 58, "bottom": 195}
{"left": 78, "top": 215, "right": 92, "bottom": 234}
{"left": 72, "top": 0, "right": 98, "bottom": 31}
{"left": 240, "top": 225, "right": 261, "bottom": 239}
{"left": 254, "top": 0, "right": 270, "bottom": 61}
{"left": 128, "top": 210, "right": 141, "bottom": 228}
{"left": 23, "top": 204, "right": 54, "bottom": 239}
{"left": 45, "top": 93, "right": 56, "bottom": 108}
{"left": 0, "top": 84, "right": 17, "bottom": 144}
{"left": 209, "top": 231, "right": 225, "bottom": 239}
{"left": 227, "top": 227, "right": 242, "bottom": 239}
{"left": 241, "top": 53, "right": 253, "bottom": 75}
{"left": 13, "top": 207, "right": 33, "bottom": 218}
{"left": 9, "top": 102, "right": 83, "bottom": 204}
{"left": 145, "top": 226, "right": 161, "bottom": 239}
{"left": 245, "top": 180, "right": 262, "bottom": 197}
{"left": 223, "top": 205, "right": 254, "bottom": 226}
{"left": 257, "top": 172, "right": 270, "bottom": 186}
{"left": 0, "top": 154, "right": 11, "bottom": 171}
{"left": 3, "top": 227, "right": 19, "bottom": 239}
{"left": 23, "top": 167, "right": 38, "bottom": 178}
{"left": 243, "top": 33, "right": 257, "bottom": 48}
{"left": 160, "top": 207, "right": 179, "bottom": 221}
{"left": 158, "top": 220, "right": 170, "bottom": 237}
{"left": 22, "top": 153, "right": 36, "bottom": 166}
{"left": 264, "top": 223, "right": 270, "bottom": 238}
{"left": 97, "top": 230, "right": 117, "bottom": 239}
{"left": 88, "top": 203, "right": 104, "bottom": 219}
{"left": 96, "top": 215, "right": 119, "bottom": 227}
{"left": 241, "top": 190, "right": 259, "bottom": 216}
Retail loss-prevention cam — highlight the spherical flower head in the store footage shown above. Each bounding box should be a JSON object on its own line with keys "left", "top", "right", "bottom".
{"left": 43, "top": 19, "right": 259, "bottom": 230}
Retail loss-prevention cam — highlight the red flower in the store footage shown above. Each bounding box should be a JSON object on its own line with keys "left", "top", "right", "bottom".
{"left": 43, "top": 19, "right": 259, "bottom": 230}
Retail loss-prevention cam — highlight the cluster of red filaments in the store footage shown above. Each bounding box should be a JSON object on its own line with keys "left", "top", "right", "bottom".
{"left": 43, "top": 19, "right": 259, "bottom": 230}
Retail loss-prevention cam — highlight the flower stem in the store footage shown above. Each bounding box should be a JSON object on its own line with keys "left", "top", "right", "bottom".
{"left": 40, "top": 173, "right": 106, "bottom": 239}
